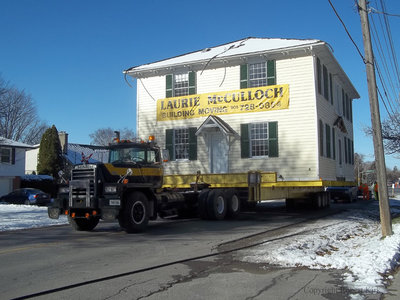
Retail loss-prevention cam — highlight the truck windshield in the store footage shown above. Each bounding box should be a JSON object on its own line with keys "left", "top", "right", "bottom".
{"left": 109, "top": 147, "right": 159, "bottom": 164}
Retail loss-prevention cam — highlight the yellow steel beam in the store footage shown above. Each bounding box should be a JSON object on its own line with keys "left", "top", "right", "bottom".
{"left": 162, "top": 172, "right": 356, "bottom": 189}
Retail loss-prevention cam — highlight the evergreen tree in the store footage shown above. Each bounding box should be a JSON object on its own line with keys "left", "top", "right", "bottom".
{"left": 37, "top": 125, "right": 63, "bottom": 177}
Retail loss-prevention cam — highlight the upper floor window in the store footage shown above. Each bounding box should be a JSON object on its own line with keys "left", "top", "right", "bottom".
{"left": 166, "top": 72, "right": 196, "bottom": 98}
{"left": 0, "top": 147, "right": 12, "bottom": 164}
{"left": 249, "top": 63, "right": 267, "bottom": 88}
{"left": 316, "top": 57, "right": 333, "bottom": 104}
{"left": 240, "top": 60, "right": 276, "bottom": 89}
{"left": 174, "top": 73, "right": 189, "bottom": 97}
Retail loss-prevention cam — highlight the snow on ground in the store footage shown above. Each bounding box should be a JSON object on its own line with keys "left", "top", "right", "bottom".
{"left": 1, "top": 196, "right": 400, "bottom": 295}
{"left": 240, "top": 197, "right": 400, "bottom": 294}
{"left": 0, "top": 204, "right": 68, "bottom": 231}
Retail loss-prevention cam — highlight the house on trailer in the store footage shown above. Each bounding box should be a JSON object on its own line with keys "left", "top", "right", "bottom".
{"left": 124, "top": 37, "right": 359, "bottom": 183}
{"left": 0, "top": 137, "right": 34, "bottom": 196}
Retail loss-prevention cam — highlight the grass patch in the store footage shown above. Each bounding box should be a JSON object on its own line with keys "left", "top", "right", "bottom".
{"left": 392, "top": 216, "right": 400, "bottom": 224}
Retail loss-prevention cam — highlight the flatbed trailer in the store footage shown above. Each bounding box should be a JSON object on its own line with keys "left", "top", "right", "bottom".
{"left": 162, "top": 171, "right": 357, "bottom": 212}
{"left": 48, "top": 138, "right": 357, "bottom": 233}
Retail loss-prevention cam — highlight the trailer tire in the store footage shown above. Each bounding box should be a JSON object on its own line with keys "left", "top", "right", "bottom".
{"left": 68, "top": 216, "right": 99, "bottom": 231}
{"left": 313, "top": 192, "right": 329, "bottom": 209}
{"left": 225, "top": 189, "right": 240, "bottom": 218}
{"left": 207, "top": 189, "right": 227, "bottom": 220}
{"left": 198, "top": 189, "right": 210, "bottom": 220}
{"left": 123, "top": 191, "right": 149, "bottom": 233}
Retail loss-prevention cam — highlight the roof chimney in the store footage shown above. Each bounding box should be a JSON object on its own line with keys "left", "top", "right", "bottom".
{"left": 59, "top": 131, "right": 68, "bottom": 154}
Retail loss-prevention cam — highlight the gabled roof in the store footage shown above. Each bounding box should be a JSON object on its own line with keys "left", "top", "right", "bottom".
{"left": 0, "top": 137, "right": 34, "bottom": 149}
{"left": 334, "top": 116, "right": 348, "bottom": 134}
{"left": 125, "top": 37, "right": 323, "bottom": 74}
{"left": 196, "top": 115, "right": 239, "bottom": 137}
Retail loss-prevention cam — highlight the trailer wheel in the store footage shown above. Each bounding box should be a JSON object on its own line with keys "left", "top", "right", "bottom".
{"left": 68, "top": 216, "right": 99, "bottom": 231}
{"left": 225, "top": 189, "right": 240, "bottom": 218}
{"left": 123, "top": 191, "right": 149, "bottom": 233}
{"left": 313, "top": 192, "right": 329, "bottom": 209}
{"left": 325, "top": 192, "right": 331, "bottom": 207}
{"left": 207, "top": 189, "right": 227, "bottom": 220}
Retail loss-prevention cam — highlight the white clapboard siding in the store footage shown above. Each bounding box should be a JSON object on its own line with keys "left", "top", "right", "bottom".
{"left": 135, "top": 49, "right": 356, "bottom": 181}
{"left": 316, "top": 57, "right": 355, "bottom": 182}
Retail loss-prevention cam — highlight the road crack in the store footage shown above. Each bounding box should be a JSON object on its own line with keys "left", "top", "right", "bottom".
{"left": 103, "top": 279, "right": 154, "bottom": 300}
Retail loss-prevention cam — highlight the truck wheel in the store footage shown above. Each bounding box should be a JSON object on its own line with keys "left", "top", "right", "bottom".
{"left": 207, "top": 189, "right": 227, "bottom": 220}
{"left": 123, "top": 191, "right": 149, "bottom": 233}
{"left": 68, "top": 216, "right": 99, "bottom": 231}
{"left": 225, "top": 189, "right": 240, "bottom": 218}
{"left": 198, "top": 189, "right": 210, "bottom": 220}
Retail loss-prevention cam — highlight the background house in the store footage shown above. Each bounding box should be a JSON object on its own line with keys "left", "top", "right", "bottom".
{"left": 25, "top": 132, "right": 109, "bottom": 175}
{"left": 0, "top": 137, "right": 34, "bottom": 196}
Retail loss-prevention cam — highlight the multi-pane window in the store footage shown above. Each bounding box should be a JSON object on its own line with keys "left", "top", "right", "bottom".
{"left": 241, "top": 122, "right": 278, "bottom": 158}
{"left": 166, "top": 72, "right": 196, "bottom": 98}
{"left": 174, "top": 73, "right": 189, "bottom": 97}
{"left": 317, "top": 57, "right": 333, "bottom": 104}
{"left": 166, "top": 128, "right": 197, "bottom": 161}
{"left": 0, "top": 148, "right": 11, "bottom": 163}
{"left": 240, "top": 60, "right": 275, "bottom": 89}
{"left": 174, "top": 128, "right": 189, "bottom": 160}
{"left": 250, "top": 123, "right": 269, "bottom": 157}
{"left": 323, "top": 65, "right": 329, "bottom": 100}
{"left": 249, "top": 63, "right": 267, "bottom": 88}
{"left": 319, "top": 119, "right": 324, "bottom": 157}
{"left": 325, "top": 124, "right": 331, "bottom": 158}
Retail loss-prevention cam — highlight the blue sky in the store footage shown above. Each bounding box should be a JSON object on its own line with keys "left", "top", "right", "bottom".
{"left": 1, "top": 0, "right": 399, "bottom": 168}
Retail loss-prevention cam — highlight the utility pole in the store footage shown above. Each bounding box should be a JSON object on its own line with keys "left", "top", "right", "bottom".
{"left": 358, "top": 0, "right": 392, "bottom": 237}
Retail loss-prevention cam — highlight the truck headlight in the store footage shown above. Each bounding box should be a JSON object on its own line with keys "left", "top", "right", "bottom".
{"left": 58, "top": 187, "right": 69, "bottom": 194}
{"left": 104, "top": 185, "right": 117, "bottom": 194}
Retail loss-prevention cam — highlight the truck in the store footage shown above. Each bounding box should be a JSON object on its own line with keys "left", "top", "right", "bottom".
{"left": 48, "top": 135, "right": 356, "bottom": 233}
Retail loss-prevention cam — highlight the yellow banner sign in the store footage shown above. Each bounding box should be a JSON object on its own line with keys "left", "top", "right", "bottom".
{"left": 157, "top": 84, "right": 289, "bottom": 121}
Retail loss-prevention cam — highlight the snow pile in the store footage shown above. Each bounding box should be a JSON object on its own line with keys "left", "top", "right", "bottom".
{"left": 0, "top": 204, "right": 68, "bottom": 231}
{"left": 240, "top": 199, "right": 400, "bottom": 292}
{"left": 2, "top": 198, "right": 400, "bottom": 294}
{"left": 20, "top": 174, "right": 53, "bottom": 181}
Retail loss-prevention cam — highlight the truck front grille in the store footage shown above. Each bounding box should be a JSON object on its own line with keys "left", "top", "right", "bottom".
{"left": 70, "top": 166, "right": 96, "bottom": 208}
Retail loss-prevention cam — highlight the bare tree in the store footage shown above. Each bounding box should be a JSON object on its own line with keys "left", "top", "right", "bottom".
{"left": 89, "top": 127, "right": 135, "bottom": 146}
{"left": 0, "top": 75, "right": 48, "bottom": 144}
{"left": 387, "top": 166, "right": 400, "bottom": 183}
{"left": 365, "top": 117, "right": 400, "bottom": 155}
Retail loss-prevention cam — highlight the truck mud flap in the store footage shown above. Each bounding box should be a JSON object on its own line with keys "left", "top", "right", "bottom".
{"left": 198, "top": 189, "right": 210, "bottom": 220}
{"left": 48, "top": 207, "right": 60, "bottom": 219}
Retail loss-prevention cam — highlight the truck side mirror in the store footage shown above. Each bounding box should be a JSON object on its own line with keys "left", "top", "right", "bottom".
{"left": 161, "top": 149, "right": 170, "bottom": 162}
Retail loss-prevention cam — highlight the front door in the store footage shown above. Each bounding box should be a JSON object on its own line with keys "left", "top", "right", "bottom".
{"left": 209, "top": 132, "right": 229, "bottom": 173}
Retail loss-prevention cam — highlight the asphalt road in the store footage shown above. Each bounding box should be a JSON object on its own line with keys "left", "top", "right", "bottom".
{"left": 0, "top": 200, "right": 383, "bottom": 300}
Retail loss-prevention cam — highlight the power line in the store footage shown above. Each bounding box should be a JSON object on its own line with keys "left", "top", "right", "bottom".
{"left": 379, "top": 0, "right": 400, "bottom": 85}
{"left": 369, "top": 0, "right": 400, "bottom": 112}
{"left": 370, "top": 7, "right": 400, "bottom": 17}
{"left": 370, "top": 13, "right": 400, "bottom": 109}
{"left": 327, "top": 0, "right": 366, "bottom": 63}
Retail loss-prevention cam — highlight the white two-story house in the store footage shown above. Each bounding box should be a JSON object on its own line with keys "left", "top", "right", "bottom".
{"left": 0, "top": 137, "right": 34, "bottom": 196}
{"left": 124, "top": 37, "right": 359, "bottom": 184}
